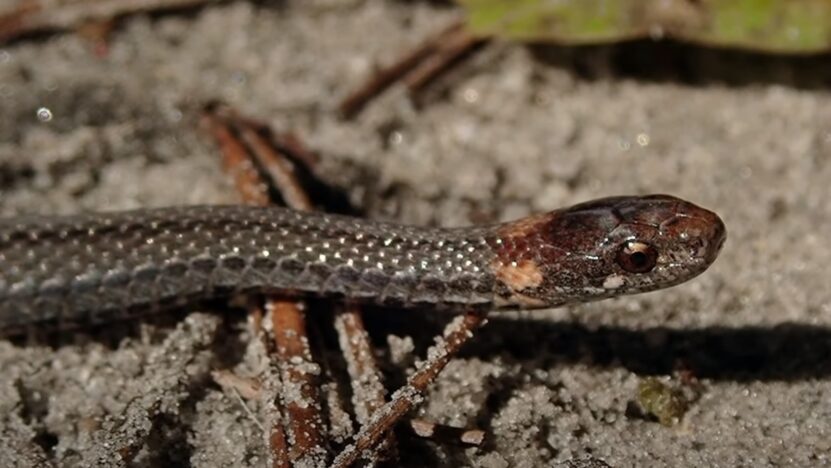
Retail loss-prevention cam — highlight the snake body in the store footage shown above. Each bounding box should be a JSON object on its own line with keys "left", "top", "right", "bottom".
{"left": 0, "top": 195, "right": 725, "bottom": 335}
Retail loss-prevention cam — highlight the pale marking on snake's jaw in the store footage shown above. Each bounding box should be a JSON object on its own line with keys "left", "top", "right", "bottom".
{"left": 602, "top": 274, "right": 625, "bottom": 289}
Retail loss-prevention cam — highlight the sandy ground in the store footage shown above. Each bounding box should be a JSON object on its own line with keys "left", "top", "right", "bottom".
{"left": 2, "top": 1, "right": 831, "bottom": 467}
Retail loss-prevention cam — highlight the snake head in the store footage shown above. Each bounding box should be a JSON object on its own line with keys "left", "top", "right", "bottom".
{"left": 491, "top": 194, "right": 726, "bottom": 308}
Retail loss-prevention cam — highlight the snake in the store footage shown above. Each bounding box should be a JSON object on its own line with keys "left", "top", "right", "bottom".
{"left": 0, "top": 194, "right": 725, "bottom": 336}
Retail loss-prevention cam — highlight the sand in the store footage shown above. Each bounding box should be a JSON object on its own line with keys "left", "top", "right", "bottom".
{"left": 1, "top": 1, "right": 831, "bottom": 466}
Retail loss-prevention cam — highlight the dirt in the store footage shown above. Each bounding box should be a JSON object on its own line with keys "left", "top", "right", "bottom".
{"left": 1, "top": 1, "right": 831, "bottom": 467}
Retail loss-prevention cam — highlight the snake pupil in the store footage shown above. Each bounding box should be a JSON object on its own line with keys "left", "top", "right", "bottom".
{"left": 616, "top": 241, "right": 658, "bottom": 273}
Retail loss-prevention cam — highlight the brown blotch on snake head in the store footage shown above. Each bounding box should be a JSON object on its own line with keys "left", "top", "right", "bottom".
{"left": 488, "top": 195, "right": 726, "bottom": 308}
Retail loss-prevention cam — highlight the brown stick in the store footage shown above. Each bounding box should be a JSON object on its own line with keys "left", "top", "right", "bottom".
{"left": 269, "top": 301, "right": 328, "bottom": 465}
{"left": 331, "top": 311, "right": 488, "bottom": 468}
{"left": 333, "top": 305, "right": 397, "bottom": 459}
{"left": 202, "top": 109, "right": 271, "bottom": 206}
{"left": 214, "top": 300, "right": 293, "bottom": 468}
{"left": 0, "top": 0, "right": 216, "bottom": 43}
{"left": 403, "top": 27, "right": 485, "bottom": 94}
{"left": 207, "top": 104, "right": 400, "bottom": 464}
{"left": 211, "top": 372, "right": 484, "bottom": 447}
{"left": 337, "top": 19, "right": 465, "bottom": 119}
{"left": 267, "top": 420, "right": 291, "bottom": 468}
{"left": 237, "top": 125, "right": 314, "bottom": 211}
{"left": 333, "top": 306, "right": 387, "bottom": 425}
{"left": 238, "top": 113, "right": 398, "bottom": 460}
{"left": 273, "top": 131, "right": 319, "bottom": 169}
{"left": 205, "top": 106, "right": 327, "bottom": 466}
{"left": 209, "top": 105, "right": 485, "bottom": 465}
{"left": 257, "top": 316, "right": 293, "bottom": 468}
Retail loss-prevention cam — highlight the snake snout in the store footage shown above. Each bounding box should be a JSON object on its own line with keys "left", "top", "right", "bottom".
{"left": 665, "top": 202, "right": 726, "bottom": 266}
{"left": 701, "top": 210, "right": 727, "bottom": 264}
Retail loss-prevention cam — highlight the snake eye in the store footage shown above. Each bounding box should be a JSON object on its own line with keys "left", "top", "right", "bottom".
{"left": 616, "top": 241, "right": 658, "bottom": 273}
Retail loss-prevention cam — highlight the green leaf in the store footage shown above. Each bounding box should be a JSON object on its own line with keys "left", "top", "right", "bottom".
{"left": 459, "top": 0, "right": 831, "bottom": 54}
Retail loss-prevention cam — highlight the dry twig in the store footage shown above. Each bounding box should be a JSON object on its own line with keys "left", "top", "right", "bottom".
{"left": 339, "top": 19, "right": 484, "bottom": 118}
{"left": 332, "top": 311, "right": 488, "bottom": 468}
{"left": 206, "top": 105, "right": 490, "bottom": 467}
{"left": 0, "top": 0, "right": 216, "bottom": 44}
{"left": 205, "top": 105, "right": 397, "bottom": 465}
{"left": 205, "top": 107, "right": 327, "bottom": 466}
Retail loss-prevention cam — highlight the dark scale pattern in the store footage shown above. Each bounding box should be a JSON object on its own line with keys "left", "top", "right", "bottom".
{"left": 0, "top": 206, "right": 499, "bottom": 333}
{"left": 0, "top": 196, "right": 726, "bottom": 335}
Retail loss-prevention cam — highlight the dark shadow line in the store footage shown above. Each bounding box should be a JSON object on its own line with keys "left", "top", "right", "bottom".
{"left": 527, "top": 40, "right": 831, "bottom": 89}
{"left": 357, "top": 308, "right": 831, "bottom": 383}
{"left": 457, "top": 316, "right": 831, "bottom": 382}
